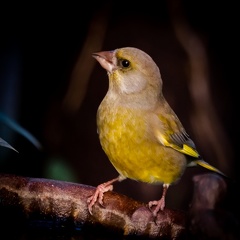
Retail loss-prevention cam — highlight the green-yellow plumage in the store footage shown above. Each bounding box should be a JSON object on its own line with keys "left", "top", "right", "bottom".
{"left": 87, "top": 47, "right": 225, "bottom": 216}
{"left": 98, "top": 104, "right": 187, "bottom": 184}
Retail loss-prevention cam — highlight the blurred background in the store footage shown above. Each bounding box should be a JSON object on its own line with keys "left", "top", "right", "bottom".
{"left": 0, "top": 0, "right": 238, "bottom": 218}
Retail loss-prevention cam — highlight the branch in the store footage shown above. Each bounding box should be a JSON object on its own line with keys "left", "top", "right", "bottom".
{"left": 0, "top": 173, "right": 186, "bottom": 239}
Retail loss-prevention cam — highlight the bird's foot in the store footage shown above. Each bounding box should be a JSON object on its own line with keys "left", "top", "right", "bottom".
{"left": 148, "top": 184, "right": 169, "bottom": 217}
{"left": 87, "top": 182, "right": 113, "bottom": 215}
{"left": 148, "top": 197, "right": 165, "bottom": 217}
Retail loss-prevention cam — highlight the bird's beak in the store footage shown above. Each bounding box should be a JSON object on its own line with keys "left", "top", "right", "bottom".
{"left": 92, "top": 50, "right": 116, "bottom": 73}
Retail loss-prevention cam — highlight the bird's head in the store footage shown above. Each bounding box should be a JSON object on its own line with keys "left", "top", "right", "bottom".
{"left": 93, "top": 47, "right": 163, "bottom": 99}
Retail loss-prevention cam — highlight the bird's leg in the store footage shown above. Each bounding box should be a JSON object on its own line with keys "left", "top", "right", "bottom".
{"left": 87, "top": 175, "right": 125, "bottom": 214}
{"left": 148, "top": 184, "right": 169, "bottom": 216}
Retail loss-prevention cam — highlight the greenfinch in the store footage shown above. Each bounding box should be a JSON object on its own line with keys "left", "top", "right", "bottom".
{"left": 87, "top": 47, "right": 225, "bottom": 216}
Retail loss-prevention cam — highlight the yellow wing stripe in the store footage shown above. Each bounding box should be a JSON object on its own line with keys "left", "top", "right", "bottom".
{"left": 167, "top": 143, "right": 199, "bottom": 158}
{"left": 179, "top": 144, "right": 199, "bottom": 158}
{"left": 156, "top": 132, "right": 199, "bottom": 158}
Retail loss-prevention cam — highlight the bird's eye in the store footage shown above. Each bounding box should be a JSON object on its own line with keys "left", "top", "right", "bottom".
{"left": 119, "top": 59, "right": 130, "bottom": 68}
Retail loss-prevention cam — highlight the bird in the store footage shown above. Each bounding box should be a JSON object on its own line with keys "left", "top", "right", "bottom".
{"left": 87, "top": 47, "right": 226, "bottom": 217}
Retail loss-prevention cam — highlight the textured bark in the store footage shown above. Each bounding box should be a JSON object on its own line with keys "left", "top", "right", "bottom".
{"left": 0, "top": 173, "right": 187, "bottom": 239}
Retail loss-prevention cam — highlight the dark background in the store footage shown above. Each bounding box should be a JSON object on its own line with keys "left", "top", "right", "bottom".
{"left": 0, "top": 0, "right": 239, "bottom": 220}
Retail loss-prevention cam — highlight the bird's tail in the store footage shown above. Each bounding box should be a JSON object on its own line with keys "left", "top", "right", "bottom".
{"left": 194, "top": 159, "right": 227, "bottom": 178}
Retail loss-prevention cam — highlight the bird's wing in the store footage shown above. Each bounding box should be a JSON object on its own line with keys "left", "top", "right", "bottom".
{"left": 156, "top": 129, "right": 200, "bottom": 158}
{"left": 152, "top": 106, "right": 200, "bottom": 159}
{"left": 151, "top": 104, "right": 227, "bottom": 176}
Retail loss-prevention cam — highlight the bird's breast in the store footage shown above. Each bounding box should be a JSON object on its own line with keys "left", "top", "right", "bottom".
{"left": 97, "top": 100, "right": 187, "bottom": 184}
